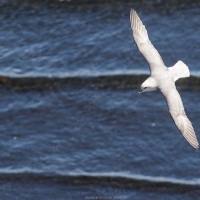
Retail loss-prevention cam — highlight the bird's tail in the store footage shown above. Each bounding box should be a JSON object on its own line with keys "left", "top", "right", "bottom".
{"left": 168, "top": 60, "right": 190, "bottom": 82}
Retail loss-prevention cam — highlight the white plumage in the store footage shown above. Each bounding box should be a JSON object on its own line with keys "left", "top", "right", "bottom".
{"left": 130, "top": 9, "right": 199, "bottom": 149}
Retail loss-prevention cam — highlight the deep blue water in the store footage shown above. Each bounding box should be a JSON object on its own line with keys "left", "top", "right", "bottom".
{"left": 0, "top": 1, "right": 200, "bottom": 199}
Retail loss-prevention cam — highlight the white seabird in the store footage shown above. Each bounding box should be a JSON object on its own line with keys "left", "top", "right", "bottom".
{"left": 130, "top": 9, "right": 199, "bottom": 149}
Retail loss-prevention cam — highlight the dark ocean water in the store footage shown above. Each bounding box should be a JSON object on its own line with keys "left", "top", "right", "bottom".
{"left": 0, "top": 1, "right": 200, "bottom": 199}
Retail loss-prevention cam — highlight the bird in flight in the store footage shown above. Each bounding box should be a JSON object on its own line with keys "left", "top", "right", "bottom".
{"left": 130, "top": 9, "right": 199, "bottom": 149}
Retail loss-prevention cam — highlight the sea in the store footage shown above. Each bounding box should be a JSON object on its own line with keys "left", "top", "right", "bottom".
{"left": 0, "top": 0, "right": 200, "bottom": 199}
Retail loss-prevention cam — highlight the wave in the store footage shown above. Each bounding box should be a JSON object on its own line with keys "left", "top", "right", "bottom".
{"left": 2, "top": 0, "right": 200, "bottom": 7}
{"left": 67, "top": 171, "right": 200, "bottom": 189}
{"left": 1, "top": 0, "right": 200, "bottom": 14}
{"left": 0, "top": 169, "right": 200, "bottom": 190}
{"left": 0, "top": 73, "right": 200, "bottom": 91}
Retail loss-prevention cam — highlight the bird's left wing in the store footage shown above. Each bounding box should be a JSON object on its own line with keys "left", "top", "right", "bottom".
{"left": 162, "top": 88, "right": 199, "bottom": 149}
{"left": 130, "top": 9, "right": 165, "bottom": 72}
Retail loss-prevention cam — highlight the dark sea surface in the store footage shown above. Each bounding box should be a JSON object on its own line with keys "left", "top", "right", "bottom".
{"left": 0, "top": 1, "right": 200, "bottom": 199}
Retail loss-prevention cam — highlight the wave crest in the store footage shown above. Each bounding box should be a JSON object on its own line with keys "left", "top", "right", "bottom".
{"left": 0, "top": 74, "right": 200, "bottom": 91}
{"left": 0, "top": 170, "right": 200, "bottom": 190}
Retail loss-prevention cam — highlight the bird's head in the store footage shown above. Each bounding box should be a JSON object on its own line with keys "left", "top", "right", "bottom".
{"left": 138, "top": 77, "right": 157, "bottom": 93}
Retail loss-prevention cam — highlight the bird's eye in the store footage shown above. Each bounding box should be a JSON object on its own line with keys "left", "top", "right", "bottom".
{"left": 144, "top": 87, "right": 147, "bottom": 89}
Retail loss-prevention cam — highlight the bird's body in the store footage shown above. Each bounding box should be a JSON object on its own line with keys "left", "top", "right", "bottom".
{"left": 130, "top": 9, "right": 199, "bottom": 149}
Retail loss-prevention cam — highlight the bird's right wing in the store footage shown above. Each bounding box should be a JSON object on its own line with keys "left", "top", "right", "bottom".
{"left": 130, "top": 9, "right": 165, "bottom": 71}
{"left": 163, "top": 88, "right": 199, "bottom": 149}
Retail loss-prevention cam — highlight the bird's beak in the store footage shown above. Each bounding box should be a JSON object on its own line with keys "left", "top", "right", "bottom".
{"left": 138, "top": 89, "right": 143, "bottom": 94}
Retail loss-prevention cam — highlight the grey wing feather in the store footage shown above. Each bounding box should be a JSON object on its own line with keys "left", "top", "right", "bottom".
{"left": 163, "top": 88, "right": 199, "bottom": 149}
{"left": 130, "top": 9, "right": 165, "bottom": 71}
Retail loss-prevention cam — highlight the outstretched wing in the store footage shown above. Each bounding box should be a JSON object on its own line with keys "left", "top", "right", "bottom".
{"left": 163, "top": 88, "right": 199, "bottom": 149}
{"left": 130, "top": 9, "right": 165, "bottom": 72}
